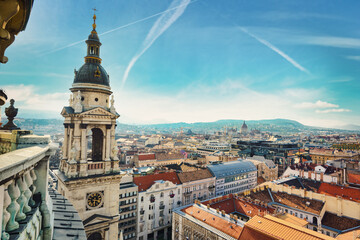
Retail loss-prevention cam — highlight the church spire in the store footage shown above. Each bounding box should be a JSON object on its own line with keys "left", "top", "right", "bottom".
{"left": 85, "top": 9, "right": 101, "bottom": 64}
{"left": 91, "top": 8, "right": 97, "bottom": 34}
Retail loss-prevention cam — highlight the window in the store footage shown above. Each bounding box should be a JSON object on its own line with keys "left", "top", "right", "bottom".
{"left": 160, "top": 192, "right": 164, "bottom": 198}
{"left": 141, "top": 196, "right": 143, "bottom": 202}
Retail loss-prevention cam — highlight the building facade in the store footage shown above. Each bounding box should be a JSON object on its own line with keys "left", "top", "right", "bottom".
{"left": 246, "top": 155, "right": 278, "bottom": 182}
{"left": 134, "top": 172, "right": 182, "bottom": 240}
{"left": 177, "top": 169, "right": 216, "bottom": 205}
{"left": 119, "top": 174, "right": 138, "bottom": 240}
{"left": 207, "top": 160, "right": 257, "bottom": 196}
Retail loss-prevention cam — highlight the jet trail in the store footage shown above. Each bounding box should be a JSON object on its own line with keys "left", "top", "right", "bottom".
{"left": 40, "top": 0, "right": 196, "bottom": 56}
{"left": 239, "top": 27, "right": 310, "bottom": 74}
{"left": 121, "top": 0, "right": 191, "bottom": 89}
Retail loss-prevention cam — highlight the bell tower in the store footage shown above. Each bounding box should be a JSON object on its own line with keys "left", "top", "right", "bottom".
{"left": 55, "top": 11, "right": 121, "bottom": 240}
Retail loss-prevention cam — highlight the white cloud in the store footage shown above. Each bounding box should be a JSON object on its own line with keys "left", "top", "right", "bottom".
{"left": 2, "top": 84, "right": 68, "bottom": 114}
{"left": 316, "top": 108, "right": 351, "bottom": 114}
{"left": 298, "top": 36, "right": 360, "bottom": 49}
{"left": 346, "top": 56, "right": 360, "bottom": 61}
{"left": 295, "top": 100, "right": 339, "bottom": 109}
{"left": 1, "top": 81, "right": 357, "bottom": 128}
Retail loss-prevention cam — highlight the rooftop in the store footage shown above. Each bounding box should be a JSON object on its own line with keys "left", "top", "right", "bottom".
{"left": 133, "top": 172, "right": 181, "bottom": 192}
{"left": 181, "top": 204, "right": 244, "bottom": 239}
{"left": 177, "top": 169, "right": 214, "bottom": 183}
{"left": 207, "top": 160, "right": 257, "bottom": 178}
{"left": 239, "top": 215, "right": 335, "bottom": 240}
{"left": 322, "top": 212, "right": 360, "bottom": 232}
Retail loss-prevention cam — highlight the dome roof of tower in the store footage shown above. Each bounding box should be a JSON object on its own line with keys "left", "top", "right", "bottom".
{"left": 74, "top": 62, "right": 109, "bottom": 86}
{"left": 88, "top": 32, "right": 99, "bottom": 42}
{"left": 241, "top": 121, "right": 248, "bottom": 129}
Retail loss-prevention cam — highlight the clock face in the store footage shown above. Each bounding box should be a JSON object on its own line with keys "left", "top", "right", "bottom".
{"left": 87, "top": 192, "right": 103, "bottom": 208}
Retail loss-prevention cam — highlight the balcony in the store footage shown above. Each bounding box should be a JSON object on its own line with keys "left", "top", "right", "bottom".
{"left": 150, "top": 197, "right": 155, "bottom": 203}
{"left": 208, "top": 185, "right": 215, "bottom": 190}
{"left": 183, "top": 191, "right": 192, "bottom": 196}
{"left": 0, "top": 143, "right": 87, "bottom": 239}
{"left": 159, "top": 204, "right": 165, "bottom": 210}
{"left": 140, "top": 210, "right": 145, "bottom": 215}
{"left": 169, "top": 194, "right": 175, "bottom": 198}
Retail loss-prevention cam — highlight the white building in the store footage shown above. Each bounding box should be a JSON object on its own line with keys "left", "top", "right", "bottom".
{"left": 207, "top": 160, "right": 257, "bottom": 196}
{"left": 134, "top": 172, "right": 182, "bottom": 240}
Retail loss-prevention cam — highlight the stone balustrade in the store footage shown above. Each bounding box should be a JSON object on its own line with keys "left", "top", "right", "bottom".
{"left": 0, "top": 146, "right": 53, "bottom": 240}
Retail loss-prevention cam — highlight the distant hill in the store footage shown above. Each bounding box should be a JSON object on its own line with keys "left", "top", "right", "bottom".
{"left": 8, "top": 118, "right": 356, "bottom": 135}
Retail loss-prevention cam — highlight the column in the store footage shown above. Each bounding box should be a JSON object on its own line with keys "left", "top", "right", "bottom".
{"left": 73, "top": 122, "right": 81, "bottom": 161}
{"left": 105, "top": 125, "right": 111, "bottom": 161}
{"left": 62, "top": 124, "right": 69, "bottom": 159}
{"left": 67, "top": 124, "right": 74, "bottom": 160}
{"left": 80, "top": 124, "right": 87, "bottom": 162}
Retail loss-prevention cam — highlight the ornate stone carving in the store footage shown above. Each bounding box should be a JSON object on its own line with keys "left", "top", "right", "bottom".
{"left": 74, "top": 90, "right": 83, "bottom": 113}
{"left": 0, "top": 0, "right": 19, "bottom": 63}
{"left": 6, "top": 181, "right": 20, "bottom": 231}
{"left": 69, "top": 141, "right": 78, "bottom": 163}
{"left": 24, "top": 171, "right": 35, "bottom": 207}
{"left": 2, "top": 99, "right": 20, "bottom": 130}
{"left": 110, "top": 95, "right": 116, "bottom": 114}
{"left": 2, "top": 184, "right": 11, "bottom": 240}
{"left": 15, "top": 177, "right": 27, "bottom": 221}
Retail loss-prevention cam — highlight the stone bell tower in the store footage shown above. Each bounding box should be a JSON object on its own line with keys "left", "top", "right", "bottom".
{"left": 55, "top": 12, "right": 122, "bottom": 240}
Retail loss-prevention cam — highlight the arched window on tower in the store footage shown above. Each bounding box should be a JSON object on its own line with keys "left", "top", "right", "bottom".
{"left": 87, "top": 128, "right": 103, "bottom": 161}
{"left": 90, "top": 46, "right": 94, "bottom": 55}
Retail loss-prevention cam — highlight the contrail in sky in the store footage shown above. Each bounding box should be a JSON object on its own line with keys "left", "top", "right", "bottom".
{"left": 40, "top": 0, "right": 195, "bottom": 56}
{"left": 121, "top": 0, "right": 191, "bottom": 89}
{"left": 239, "top": 27, "right": 310, "bottom": 74}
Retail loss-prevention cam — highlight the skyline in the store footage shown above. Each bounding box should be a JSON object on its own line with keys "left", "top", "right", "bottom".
{"left": 1, "top": 0, "right": 360, "bottom": 128}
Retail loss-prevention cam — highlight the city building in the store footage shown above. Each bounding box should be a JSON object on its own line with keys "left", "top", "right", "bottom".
{"left": 282, "top": 163, "right": 343, "bottom": 184}
{"left": 310, "top": 148, "right": 360, "bottom": 165}
{"left": 238, "top": 215, "right": 334, "bottom": 240}
{"left": 119, "top": 174, "right": 138, "bottom": 240}
{"left": 134, "top": 152, "right": 185, "bottom": 168}
{"left": 240, "top": 121, "right": 248, "bottom": 134}
{"left": 246, "top": 155, "right": 278, "bottom": 182}
{"left": 177, "top": 169, "right": 216, "bottom": 205}
{"left": 54, "top": 14, "right": 122, "bottom": 239}
{"left": 207, "top": 160, "right": 257, "bottom": 196}
{"left": 134, "top": 172, "right": 182, "bottom": 240}
{"left": 172, "top": 196, "right": 334, "bottom": 240}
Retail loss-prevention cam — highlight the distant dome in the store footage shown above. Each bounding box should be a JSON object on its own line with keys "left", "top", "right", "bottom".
{"left": 74, "top": 63, "right": 109, "bottom": 86}
{"left": 241, "top": 121, "right": 248, "bottom": 129}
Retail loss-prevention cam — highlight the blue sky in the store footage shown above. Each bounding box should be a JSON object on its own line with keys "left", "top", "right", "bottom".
{"left": 1, "top": 0, "right": 360, "bottom": 128}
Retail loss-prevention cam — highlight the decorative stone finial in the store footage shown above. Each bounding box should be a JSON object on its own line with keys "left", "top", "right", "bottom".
{"left": 2, "top": 99, "right": 20, "bottom": 130}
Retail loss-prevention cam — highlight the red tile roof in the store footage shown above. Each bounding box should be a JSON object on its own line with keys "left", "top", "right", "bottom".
{"left": 348, "top": 173, "right": 360, "bottom": 185}
{"left": 182, "top": 205, "right": 243, "bottom": 239}
{"left": 133, "top": 172, "right": 181, "bottom": 192}
{"left": 138, "top": 153, "right": 156, "bottom": 161}
{"left": 318, "top": 183, "right": 360, "bottom": 202}
{"left": 202, "top": 194, "right": 275, "bottom": 218}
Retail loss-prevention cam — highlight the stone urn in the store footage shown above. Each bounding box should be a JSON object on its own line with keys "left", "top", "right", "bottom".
{"left": 2, "top": 99, "right": 20, "bottom": 130}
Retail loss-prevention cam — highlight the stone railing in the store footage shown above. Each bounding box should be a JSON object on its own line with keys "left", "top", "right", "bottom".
{"left": 0, "top": 146, "right": 53, "bottom": 240}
